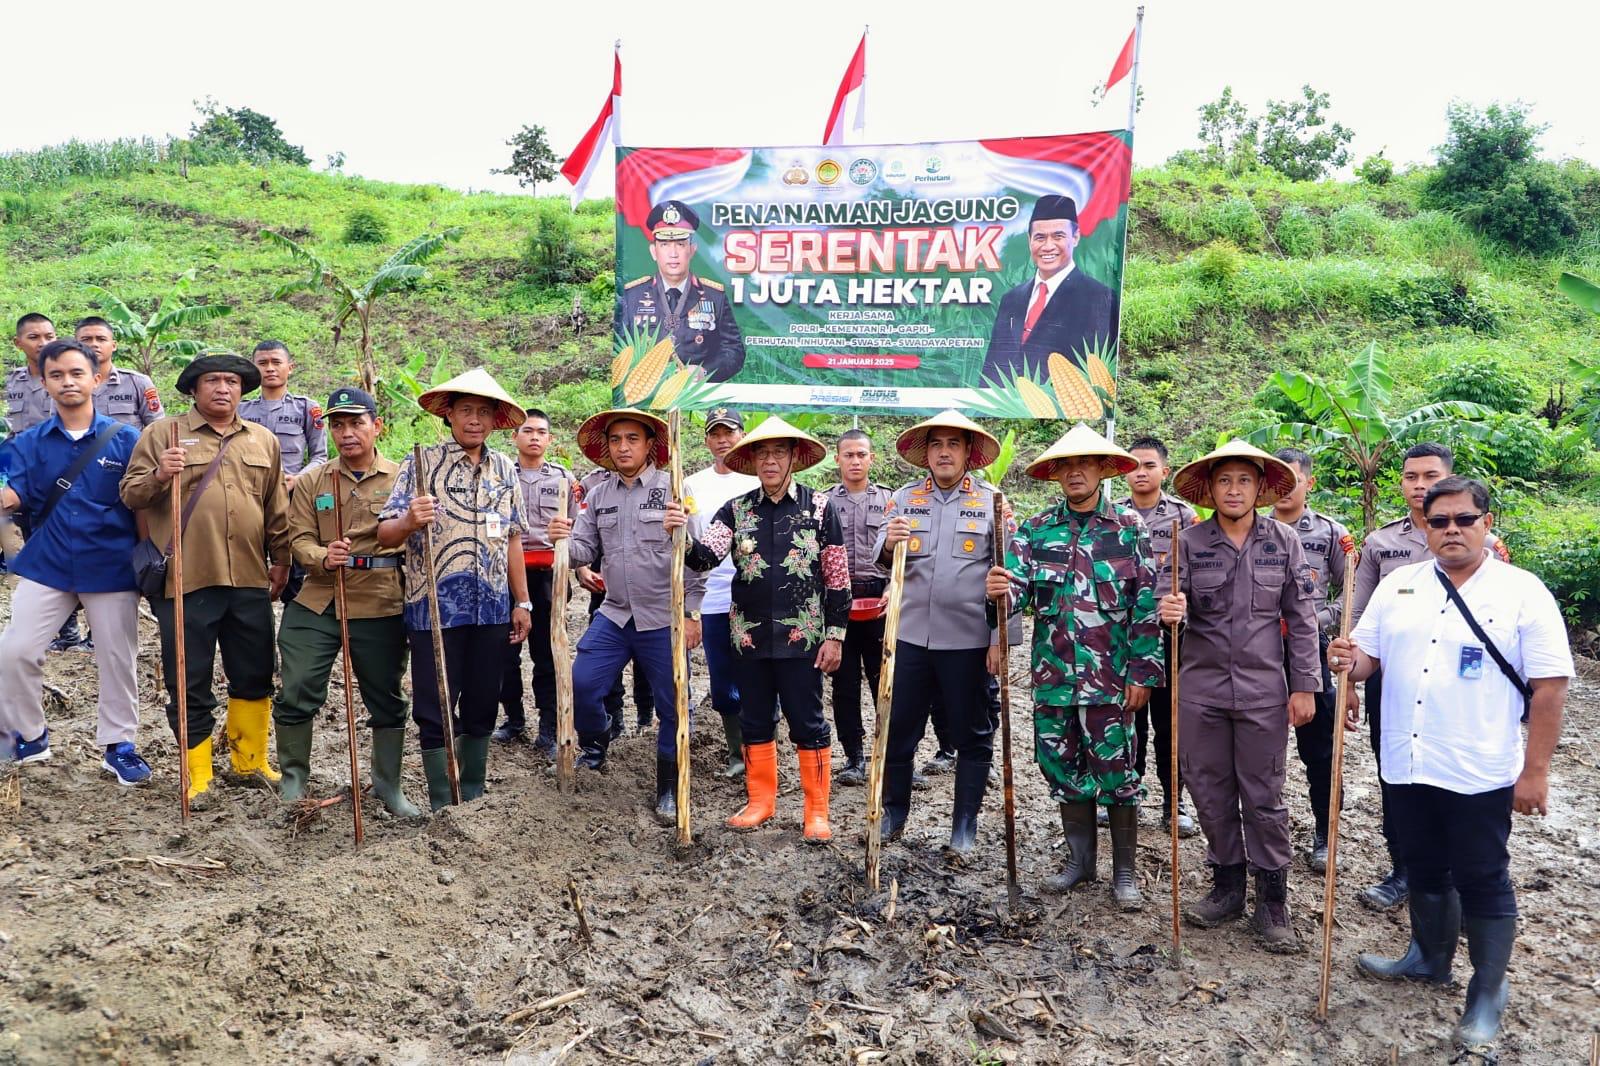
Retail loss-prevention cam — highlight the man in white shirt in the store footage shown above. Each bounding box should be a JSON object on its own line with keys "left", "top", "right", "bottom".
{"left": 684, "top": 407, "right": 759, "bottom": 778}
{"left": 1329, "top": 476, "right": 1572, "bottom": 1051}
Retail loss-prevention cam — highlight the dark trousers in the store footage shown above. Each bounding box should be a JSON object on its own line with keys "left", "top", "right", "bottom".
{"left": 408, "top": 624, "right": 509, "bottom": 749}
{"left": 1390, "top": 783, "right": 1517, "bottom": 918}
{"left": 701, "top": 612, "right": 740, "bottom": 717}
{"left": 1135, "top": 683, "right": 1181, "bottom": 799}
{"left": 886, "top": 642, "right": 994, "bottom": 768}
{"left": 1367, "top": 671, "right": 1403, "bottom": 868}
{"left": 589, "top": 589, "right": 653, "bottom": 726}
{"left": 152, "top": 586, "right": 276, "bottom": 750}
{"left": 275, "top": 601, "right": 407, "bottom": 729}
{"left": 572, "top": 614, "right": 683, "bottom": 757}
{"left": 832, "top": 615, "right": 884, "bottom": 755}
{"left": 737, "top": 656, "right": 829, "bottom": 750}
{"left": 498, "top": 571, "right": 555, "bottom": 736}
{"left": 1290, "top": 635, "right": 1337, "bottom": 835}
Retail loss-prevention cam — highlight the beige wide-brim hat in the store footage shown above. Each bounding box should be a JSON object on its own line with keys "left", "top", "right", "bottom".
{"left": 723, "top": 415, "right": 827, "bottom": 477}
{"left": 577, "top": 407, "right": 671, "bottom": 471}
{"left": 896, "top": 409, "right": 1001, "bottom": 471}
{"left": 1024, "top": 422, "right": 1138, "bottom": 481}
{"left": 1172, "top": 438, "right": 1299, "bottom": 508}
{"left": 417, "top": 367, "right": 527, "bottom": 431}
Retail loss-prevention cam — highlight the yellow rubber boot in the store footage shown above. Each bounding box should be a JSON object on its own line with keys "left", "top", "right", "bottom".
{"left": 186, "top": 737, "right": 215, "bottom": 803}
{"left": 226, "top": 697, "right": 281, "bottom": 784}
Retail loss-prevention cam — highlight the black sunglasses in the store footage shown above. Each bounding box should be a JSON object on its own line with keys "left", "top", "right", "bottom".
{"left": 1425, "top": 512, "right": 1485, "bottom": 530}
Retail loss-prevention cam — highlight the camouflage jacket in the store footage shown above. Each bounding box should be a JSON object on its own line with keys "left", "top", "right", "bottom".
{"left": 1002, "top": 492, "right": 1164, "bottom": 707}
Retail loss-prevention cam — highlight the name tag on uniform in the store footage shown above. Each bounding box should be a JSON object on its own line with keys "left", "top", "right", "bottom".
{"left": 315, "top": 493, "right": 335, "bottom": 511}
{"left": 1459, "top": 644, "right": 1484, "bottom": 679}
{"left": 485, "top": 513, "right": 503, "bottom": 539}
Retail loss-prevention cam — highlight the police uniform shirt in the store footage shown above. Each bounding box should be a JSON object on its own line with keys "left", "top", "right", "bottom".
{"left": 517, "top": 460, "right": 578, "bottom": 551}
{"left": 829, "top": 482, "right": 892, "bottom": 585}
{"left": 1283, "top": 506, "right": 1350, "bottom": 632}
{"left": 288, "top": 455, "right": 404, "bottom": 619}
{"left": 4, "top": 367, "right": 54, "bottom": 432}
{"left": 1116, "top": 491, "right": 1197, "bottom": 569}
{"left": 238, "top": 393, "right": 327, "bottom": 475}
{"left": 93, "top": 366, "right": 163, "bottom": 429}
{"left": 565, "top": 463, "right": 706, "bottom": 632}
{"left": 618, "top": 273, "right": 746, "bottom": 383}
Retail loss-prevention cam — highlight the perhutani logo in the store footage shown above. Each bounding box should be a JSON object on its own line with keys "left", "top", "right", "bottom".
{"left": 848, "top": 158, "right": 877, "bottom": 185}
{"left": 924, "top": 156, "right": 944, "bottom": 175}
{"left": 914, "top": 155, "right": 952, "bottom": 184}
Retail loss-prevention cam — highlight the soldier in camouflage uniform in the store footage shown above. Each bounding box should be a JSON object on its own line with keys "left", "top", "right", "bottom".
{"left": 989, "top": 424, "right": 1164, "bottom": 909}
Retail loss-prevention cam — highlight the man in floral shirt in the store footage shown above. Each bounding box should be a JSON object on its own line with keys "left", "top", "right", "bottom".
{"left": 686, "top": 416, "right": 850, "bottom": 843}
{"left": 988, "top": 424, "right": 1164, "bottom": 909}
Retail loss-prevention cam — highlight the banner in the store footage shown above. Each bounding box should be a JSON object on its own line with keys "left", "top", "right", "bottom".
{"left": 610, "top": 132, "right": 1131, "bottom": 418}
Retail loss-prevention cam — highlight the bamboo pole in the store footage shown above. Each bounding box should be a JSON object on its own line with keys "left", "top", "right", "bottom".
{"left": 171, "top": 421, "right": 190, "bottom": 823}
{"left": 864, "top": 541, "right": 908, "bottom": 891}
{"left": 1316, "top": 538, "right": 1359, "bottom": 1021}
{"left": 668, "top": 412, "right": 691, "bottom": 844}
{"left": 552, "top": 478, "right": 576, "bottom": 792}
{"left": 412, "top": 444, "right": 461, "bottom": 805}
{"left": 991, "top": 492, "right": 1019, "bottom": 911}
{"left": 331, "top": 469, "right": 365, "bottom": 846}
{"left": 1168, "top": 518, "right": 1181, "bottom": 963}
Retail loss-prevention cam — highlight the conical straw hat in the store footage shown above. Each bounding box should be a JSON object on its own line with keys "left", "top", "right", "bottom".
{"left": 417, "top": 367, "right": 526, "bottom": 431}
{"left": 723, "top": 415, "right": 826, "bottom": 477}
{"left": 895, "top": 409, "right": 1000, "bottom": 471}
{"left": 576, "top": 408, "right": 671, "bottom": 471}
{"left": 1024, "top": 422, "right": 1138, "bottom": 480}
{"left": 1172, "top": 438, "right": 1298, "bottom": 508}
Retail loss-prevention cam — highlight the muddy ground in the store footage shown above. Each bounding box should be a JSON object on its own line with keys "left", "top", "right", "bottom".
{"left": 1, "top": 579, "right": 1597, "bottom": 1066}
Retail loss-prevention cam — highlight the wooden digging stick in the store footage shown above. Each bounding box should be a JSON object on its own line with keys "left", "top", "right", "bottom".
{"left": 864, "top": 540, "right": 909, "bottom": 892}
{"left": 552, "top": 478, "right": 577, "bottom": 793}
{"left": 1316, "top": 537, "right": 1359, "bottom": 1021}
{"left": 992, "top": 492, "right": 1020, "bottom": 911}
{"left": 1168, "top": 518, "right": 1181, "bottom": 964}
{"left": 171, "top": 421, "right": 190, "bottom": 823}
{"left": 412, "top": 444, "right": 461, "bottom": 805}
{"left": 331, "top": 469, "right": 364, "bottom": 846}
{"left": 668, "top": 411, "right": 691, "bottom": 844}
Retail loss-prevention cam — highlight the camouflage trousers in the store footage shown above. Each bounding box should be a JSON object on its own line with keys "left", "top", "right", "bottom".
{"left": 1033, "top": 703, "right": 1142, "bottom": 807}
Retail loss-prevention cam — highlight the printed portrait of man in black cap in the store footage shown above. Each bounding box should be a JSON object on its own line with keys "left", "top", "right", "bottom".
{"left": 617, "top": 199, "right": 747, "bottom": 383}
{"left": 981, "top": 194, "right": 1119, "bottom": 382}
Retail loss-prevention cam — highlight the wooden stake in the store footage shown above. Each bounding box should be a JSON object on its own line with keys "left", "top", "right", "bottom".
{"left": 331, "top": 469, "right": 364, "bottom": 846}
{"left": 412, "top": 444, "right": 460, "bottom": 805}
{"left": 1316, "top": 539, "right": 1359, "bottom": 1021}
{"left": 552, "top": 478, "right": 577, "bottom": 793}
{"left": 668, "top": 411, "right": 691, "bottom": 844}
{"left": 991, "top": 491, "right": 1019, "bottom": 912}
{"left": 171, "top": 420, "right": 190, "bottom": 823}
{"left": 1168, "top": 518, "right": 1181, "bottom": 963}
{"left": 864, "top": 540, "right": 908, "bottom": 891}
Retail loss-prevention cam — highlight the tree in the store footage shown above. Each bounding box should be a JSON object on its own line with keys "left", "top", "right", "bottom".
{"left": 1423, "top": 101, "right": 1578, "bottom": 253}
{"left": 1256, "top": 85, "right": 1353, "bottom": 181}
{"left": 494, "top": 125, "right": 562, "bottom": 194}
{"left": 190, "top": 97, "right": 310, "bottom": 166}
{"left": 1245, "top": 343, "right": 1492, "bottom": 533}
{"left": 1195, "top": 86, "right": 1257, "bottom": 172}
{"left": 263, "top": 227, "right": 463, "bottom": 395}
{"left": 1558, "top": 272, "right": 1600, "bottom": 441}
{"left": 86, "top": 269, "right": 233, "bottom": 376}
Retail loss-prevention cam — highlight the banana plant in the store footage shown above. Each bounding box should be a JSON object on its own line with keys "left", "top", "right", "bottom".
{"left": 86, "top": 268, "right": 233, "bottom": 377}
{"left": 264, "top": 227, "right": 461, "bottom": 394}
{"left": 1559, "top": 272, "right": 1600, "bottom": 439}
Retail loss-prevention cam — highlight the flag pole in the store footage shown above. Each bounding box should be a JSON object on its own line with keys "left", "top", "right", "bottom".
{"left": 860, "top": 25, "right": 868, "bottom": 142}
{"left": 1104, "top": 5, "right": 1144, "bottom": 445}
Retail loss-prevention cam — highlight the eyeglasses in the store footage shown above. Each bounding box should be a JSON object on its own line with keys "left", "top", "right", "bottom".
{"left": 1425, "top": 512, "right": 1484, "bottom": 530}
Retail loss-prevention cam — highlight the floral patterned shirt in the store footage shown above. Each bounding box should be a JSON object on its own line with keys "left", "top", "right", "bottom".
{"left": 687, "top": 480, "right": 850, "bottom": 658}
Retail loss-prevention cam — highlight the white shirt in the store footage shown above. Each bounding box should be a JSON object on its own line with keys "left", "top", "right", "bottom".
{"left": 684, "top": 464, "right": 759, "bottom": 614}
{"left": 1352, "top": 556, "right": 1573, "bottom": 794}
{"left": 1030, "top": 263, "right": 1076, "bottom": 307}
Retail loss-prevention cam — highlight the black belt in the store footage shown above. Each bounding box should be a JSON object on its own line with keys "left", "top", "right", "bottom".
{"left": 348, "top": 556, "right": 401, "bottom": 570}
{"left": 851, "top": 578, "right": 887, "bottom": 596}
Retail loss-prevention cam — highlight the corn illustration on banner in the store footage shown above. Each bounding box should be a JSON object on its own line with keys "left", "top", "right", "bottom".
{"left": 611, "top": 132, "right": 1132, "bottom": 418}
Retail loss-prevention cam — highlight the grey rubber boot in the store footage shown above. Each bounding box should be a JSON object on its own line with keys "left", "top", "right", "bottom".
{"left": 1042, "top": 803, "right": 1098, "bottom": 893}
{"left": 369, "top": 728, "right": 421, "bottom": 819}
{"left": 420, "top": 747, "right": 454, "bottom": 812}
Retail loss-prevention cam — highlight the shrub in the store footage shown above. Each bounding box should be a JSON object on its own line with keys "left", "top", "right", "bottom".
{"left": 0, "top": 191, "right": 39, "bottom": 223}
{"left": 1201, "top": 196, "right": 1265, "bottom": 249}
{"left": 523, "top": 203, "right": 579, "bottom": 286}
{"left": 586, "top": 272, "right": 616, "bottom": 304}
{"left": 342, "top": 207, "right": 390, "bottom": 244}
{"left": 1326, "top": 203, "right": 1386, "bottom": 254}
{"left": 1356, "top": 152, "right": 1394, "bottom": 185}
{"left": 1193, "top": 239, "right": 1244, "bottom": 287}
{"left": 1424, "top": 351, "right": 1531, "bottom": 412}
{"left": 1274, "top": 205, "right": 1323, "bottom": 257}
{"left": 1477, "top": 165, "right": 1579, "bottom": 255}
{"left": 1485, "top": 412, "right": 1550, "bottom": 480}
{"left": 1496, "top": 504, "right": 1600, "bottom": 626}
{"left": 1368, "top": 272, "right": 1499, "bottom": 332}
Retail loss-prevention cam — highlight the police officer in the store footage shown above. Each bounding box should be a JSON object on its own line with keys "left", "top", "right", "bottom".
{"left": 574, "top": 465, "right": 656, "bottom": 739}
{"left": 827, "top": 428, "right": 892, "bottom": 785}
{"left": 275, "top": 387, "right": 420, "bottom": 818}
{"left": 76, "top": 317, "right": 162, "bottom": 428}
{"left": 6, "top": 313, "right": 58, "bottom": 433}
{"left": 873, "top": 410, "right": 1020, "bottom": 859}
{"left": 1157, "top": 440, "right": 1320, "bottom": 953}
{"left": 1271, "top": 447, "right": 1350, "bottom": 874}
{"left": 239, "top": 340, "right": 326, "bottom": 487}
{"left": 618, "top": 200, "right": 746, "bottom": 383}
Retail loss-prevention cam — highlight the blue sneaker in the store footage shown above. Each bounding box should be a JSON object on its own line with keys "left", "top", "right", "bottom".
{"left": 102, "top": 742, "right": 152, "bottom": 786}
{"left": 16, "top": 729, "right": 51, "bottom": 764}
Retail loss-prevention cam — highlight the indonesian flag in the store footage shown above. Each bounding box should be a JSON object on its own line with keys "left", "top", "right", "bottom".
{"left": 1103, "top": 27, "right": 1136, "bottom": 92}
{"left": 559, "top": 45, "right": 622, "bottom": 207}
{"left": 822, "top": 32, "right": 866, "bottom": 146}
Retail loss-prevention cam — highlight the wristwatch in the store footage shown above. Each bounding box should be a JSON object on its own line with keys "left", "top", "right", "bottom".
{"left": 686, "top": 610, "right": 701, "bottom": 621}
{"left": 515, "top": 600, "right": 534, "bottom": 612}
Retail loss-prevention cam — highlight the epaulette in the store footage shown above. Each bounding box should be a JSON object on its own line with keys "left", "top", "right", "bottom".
{"left": 5, "top": 366, "right": 29, "bottom": 380}
{"left": 624, "top": 276, "right": 653, "bottom": 290}
{"left": 698, "top": 278, "right": 724, "bottom": 292}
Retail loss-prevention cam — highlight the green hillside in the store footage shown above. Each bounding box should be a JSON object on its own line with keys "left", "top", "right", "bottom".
{"left": 3, "top": 158, "right": 1598, "bottom": 621}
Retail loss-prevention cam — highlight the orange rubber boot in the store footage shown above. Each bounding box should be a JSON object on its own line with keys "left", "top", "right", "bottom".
{"left": 798, "top": 747, "right": 833, "bottom": 844}
{"left": 726, "top": 741, "right": 777, "bottom": 830}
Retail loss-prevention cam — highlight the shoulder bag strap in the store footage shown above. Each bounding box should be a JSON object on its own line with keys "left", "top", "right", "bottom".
{"left": 33, "top": 421, "right": 124, "bottom": 531}
{"left": 165, "top": 432, "right": 235, "bottom": 552}
{"left": 1433, "top": 565, "right": 1531, "bottom": 700}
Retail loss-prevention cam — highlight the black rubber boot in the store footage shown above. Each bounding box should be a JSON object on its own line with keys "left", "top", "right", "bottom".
{"left": 420, "top": 747, "right": 454, "bottom": 812}
{"left": 1357, "top": 889, "right": 1460, "bottom": 984}
{"left": 836, "top": 743, "right": 867, "bottom": 786}
{"left": 456, "top": 735, "right": 490, "bottom": 802}
{"left": 1043, "top": 803, "right": 1098, "bottom": 893}
{"left": 1108, "top": 804, "right": 1143, "bottom": 911}
{"left": 717, "top": 713, "right": 745, "bottom": 779}
{"left": 880, "top": 762, "right": 913, "bottom": 842}
{"left": 943, "top": 757, "right": 989, "bottom": 860}
{"left": 576, "top": 731, "right": 609, "bottom": 771}
{"left": 1456, "top": 915, "right": 1516, "bottom": 1048}
{"left": 1360, "top": 868, "right": 1410, "bottom": 910}
{"left": 654, "top": 756, "right": 678, "bottom": 826}
{"left": 1185, "top": 862, "right": 1247, "bottom": 927}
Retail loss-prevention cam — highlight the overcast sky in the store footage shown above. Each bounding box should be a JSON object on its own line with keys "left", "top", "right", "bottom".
{"left": 3, "top": 0, "right": 1597, "bottom": 196}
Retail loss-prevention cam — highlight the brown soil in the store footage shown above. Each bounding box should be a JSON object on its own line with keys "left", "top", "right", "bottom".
{"left": 2, "top": 579, "right": 1597, "bottom": 1065}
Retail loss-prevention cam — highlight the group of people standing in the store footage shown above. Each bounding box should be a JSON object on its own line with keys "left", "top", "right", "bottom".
{"left": 1, "top": 315, "right": 1574, "bottom": 1050}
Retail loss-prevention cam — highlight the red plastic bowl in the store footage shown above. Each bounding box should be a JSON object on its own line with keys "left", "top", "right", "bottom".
{"left": 850, "top": 596, "right": 887, "bottom": 622}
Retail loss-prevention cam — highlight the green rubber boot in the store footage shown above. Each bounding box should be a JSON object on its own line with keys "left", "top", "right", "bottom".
{"left": 420, "top": 747, "right": 454, "bottom": 812}
{"left": 370, "top": 728, "right": 421, "bottom": 819}
{"left": 718, "top": 713, "right": 745, "bottom": 779}
{"left": 274, "top": 720, "right": 315, "bottom": 804}
{"left": 456, "top": 735, "right": 491, "bottom": 802}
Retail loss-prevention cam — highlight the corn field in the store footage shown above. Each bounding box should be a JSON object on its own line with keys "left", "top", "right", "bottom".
{"left": 0, "top": 136, "right": 247, "bottom": 193}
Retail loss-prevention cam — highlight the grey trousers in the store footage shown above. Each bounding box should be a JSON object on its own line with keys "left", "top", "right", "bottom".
{"left": 0, "top": 579, "right": 140, "bottom": 747}
{"left": 1178, "top": 699, "right": 1292, "bottom": 872}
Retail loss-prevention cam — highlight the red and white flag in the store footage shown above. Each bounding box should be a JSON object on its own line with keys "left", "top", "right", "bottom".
{"left": 822, "top": 32, "right": 866, "bottom": 146}
{"left": 1103, "top": 26, "right": 1136, "bottom": 92}
{"left": 560, "top": 45, "right": 622, "bottom": 207}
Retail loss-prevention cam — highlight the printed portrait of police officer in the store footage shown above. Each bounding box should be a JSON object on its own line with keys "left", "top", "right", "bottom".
{"left": 618, "top": 200, "right": 746, "bottom": 383}
{"left": 982, "top": 194, "right": 1119, "bottom": 382}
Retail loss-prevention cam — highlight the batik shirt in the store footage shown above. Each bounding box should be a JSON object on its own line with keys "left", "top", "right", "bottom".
{"left": 1002, "top": 491, "right": 1164, "bottom": 707}
{"left": 687, "top": 480, "right": 850, "bottom": 658}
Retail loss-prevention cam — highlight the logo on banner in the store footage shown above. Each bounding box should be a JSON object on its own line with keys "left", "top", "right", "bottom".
{"left": 848, "top": 158, "right": 877, "bottom": 185}
{"left": 882, "top": 158, "right": 910, "bottom": 185}
{"left": 916, "top": 155, "right": 952, "bottom": 184}
{"left": 816, "top": 160, "right": 842, "bottom": 185}
{"left": 781, "top": 162, "right": 809, "bottom": 186}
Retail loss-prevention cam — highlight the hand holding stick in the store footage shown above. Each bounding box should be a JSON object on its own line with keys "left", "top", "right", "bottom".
{"left": 1317, "top": 535, "right": 1359, "bottom": 1020}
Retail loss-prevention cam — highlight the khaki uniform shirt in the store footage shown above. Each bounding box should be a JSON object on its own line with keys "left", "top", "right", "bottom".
{"left": 1172, "top": 514, "right": 1322, "bottom": 709}
{"left": 120, "top": 409, "right": 291, "bottom": 595}
{"left": 517, "top": 460, "right": 578, "bottom": 552}
{"left": 289, "top": 455, "right": 404, "bottom": 619}
{"left": 1280, "top": 506, "right": 1351, "bottom": 633}
{"left": 238, "top": 393, "right": 326, "bottom": 475}
{"left": 93, "top": 367, "right": 163, "bottom": 428}
{"left": 828, "top": 482, "right": 892, "bottom": 585}
{"left": 4, "top": 367, "right": 53, "bottom": 432}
